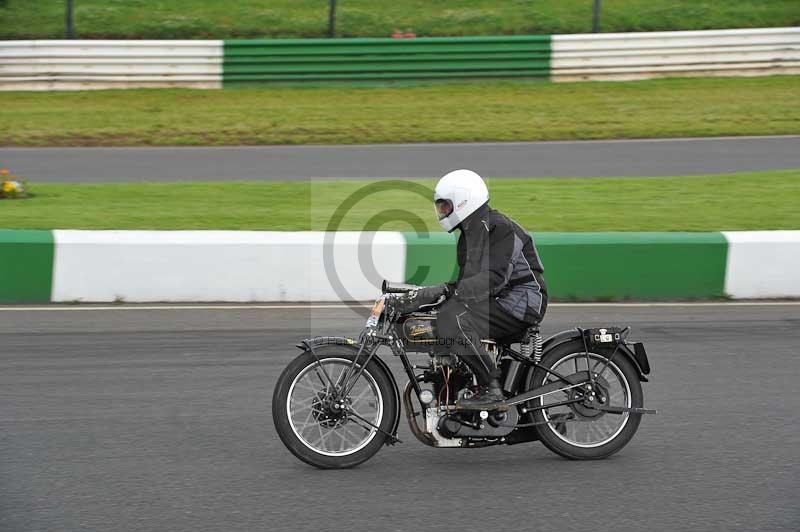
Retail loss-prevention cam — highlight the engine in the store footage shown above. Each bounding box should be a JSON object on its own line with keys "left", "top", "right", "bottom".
{"left": 413, "top": 354, "right": 517, "bottom": 446}
{"left": 398, "top": 318, "right": 521, "bottom": 447}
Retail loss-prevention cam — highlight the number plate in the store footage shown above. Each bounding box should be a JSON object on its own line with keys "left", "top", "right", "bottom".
{"left": 585, "top": 327, "right": 625, "bottom": 345}
{"left": 365, "top": 296, "right": 385, "bottom": 328}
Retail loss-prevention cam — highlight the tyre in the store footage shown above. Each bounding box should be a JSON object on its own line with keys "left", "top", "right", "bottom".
{"left": 272, "top": 345, "right": 398, "bottom": 469}
{"left": 525, "top": 339, "right": 643, "bottom": 460}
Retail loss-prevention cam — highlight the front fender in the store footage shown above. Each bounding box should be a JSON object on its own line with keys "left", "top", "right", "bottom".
{"left": 296, "top": 336, "right": 402, "bottom": 442}
{"left": 296, "top": 336, "right": 359, "bottom": 350}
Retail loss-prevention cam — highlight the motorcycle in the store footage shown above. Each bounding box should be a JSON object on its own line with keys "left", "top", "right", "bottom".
{"left": 273, "top": 281, "right": 655, "bottom": 469}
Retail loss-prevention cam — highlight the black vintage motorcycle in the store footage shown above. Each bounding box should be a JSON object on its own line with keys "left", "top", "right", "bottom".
{"left": 273, "top": 282, "right": 655, "bottom": 469}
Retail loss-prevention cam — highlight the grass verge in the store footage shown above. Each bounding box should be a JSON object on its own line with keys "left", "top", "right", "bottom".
{"left": 1, "top": 169, "right": 797, "bottom": 232}
{"left": 2, "top": 76, "right": 799, "bottom": 147}
{"left": 2, "top": 0, "right": 798, "bottom": 39}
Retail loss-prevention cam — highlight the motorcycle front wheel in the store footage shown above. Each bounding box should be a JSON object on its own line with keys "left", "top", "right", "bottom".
{"left": 526, "top": 339, "right": 644, "bottom": 460}
{"left": 272, "top": 345, "right": 398, "bottom": 469}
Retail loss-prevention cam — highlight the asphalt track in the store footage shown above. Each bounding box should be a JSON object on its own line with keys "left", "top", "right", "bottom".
{"left": 1, "top": 136, "right": 799, "bottom": 183}
{"left": 1, "top": 303, "right": 798, "bottom": 532}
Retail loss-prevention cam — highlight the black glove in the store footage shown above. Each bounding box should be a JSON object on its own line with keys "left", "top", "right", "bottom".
{"left": 414, "top": 283, "right": 451, "bottom": 304}
{"left": 390, "top": 284, "right": 451, "bottom": 315}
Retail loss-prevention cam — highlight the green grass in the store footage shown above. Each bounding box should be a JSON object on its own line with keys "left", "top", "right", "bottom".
{"left": 2, "top": 76, "right": 799, "bottom": 147}
{"left": 1, "top": 170, "right": 798, "bottom": 232}
{"left": 1, "top": 0, "right": 798, "bottom": 39}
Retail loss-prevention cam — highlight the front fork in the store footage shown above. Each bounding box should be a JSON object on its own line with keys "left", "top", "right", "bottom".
{"left": 301, "top": 336, "right": 404, "bottom": 444}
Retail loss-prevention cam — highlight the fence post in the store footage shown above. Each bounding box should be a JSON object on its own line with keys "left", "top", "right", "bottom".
{"left": 66, "top": 0, "right": 75, "bottom": 38}
{"left": 592, "top": 0, "right": 602, "bottom": 33}
{"left": 328, "top": 0, "right": 337, "bottom": 38}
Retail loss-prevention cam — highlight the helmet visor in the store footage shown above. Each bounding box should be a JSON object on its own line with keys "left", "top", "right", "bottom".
{"left": 435, "top": 199, "right": 453, "bottom": 221}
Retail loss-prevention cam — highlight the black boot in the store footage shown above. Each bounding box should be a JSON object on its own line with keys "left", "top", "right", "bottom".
{"left": 457, "top": 378, "right": 507, "bottom": 411}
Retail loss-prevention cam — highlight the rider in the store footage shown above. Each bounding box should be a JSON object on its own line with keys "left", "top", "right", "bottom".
{"left": 406, "top": 169, "right": 548, "bottom": 410}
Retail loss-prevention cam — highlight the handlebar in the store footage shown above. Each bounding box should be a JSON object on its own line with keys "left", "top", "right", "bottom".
{"left": 381, "top": 280, "right": 421, "bottom": 294}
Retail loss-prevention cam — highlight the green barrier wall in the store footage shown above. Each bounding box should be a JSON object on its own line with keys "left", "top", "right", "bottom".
{"left": 0, "top": 230, "right": 54, "bottom": 303}
{"left": 404, "top": 232, "right": 728, "bottom": 300}
{"left": 223, "top": 35, "right": 551, "bottom": 85}
{"left": 404, "top": 232, "right": 459, "bottom": 285}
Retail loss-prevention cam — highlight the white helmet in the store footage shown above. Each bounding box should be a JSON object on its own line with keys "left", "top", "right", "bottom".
{"left": 433, "top": 169, "right": 489, "bottom": 232}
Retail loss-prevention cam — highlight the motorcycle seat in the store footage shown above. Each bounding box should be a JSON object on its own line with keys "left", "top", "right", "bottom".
{"left": 485, "top": 325, "right": 540, "bottom": 347}
{"left": 481, "top": 335, "right": 519, "bottom": 348}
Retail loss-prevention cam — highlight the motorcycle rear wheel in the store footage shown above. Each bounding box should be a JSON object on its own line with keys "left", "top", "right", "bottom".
{"left": 526, "top": 339, "right": 644, "bottom": 460}
{"left": 272, "top": 345, "right": 398, "bottom": 469}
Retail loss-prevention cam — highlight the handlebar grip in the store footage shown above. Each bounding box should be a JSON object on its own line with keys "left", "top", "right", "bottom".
{"left": 381, "top": 280, "right": 421, "bottom": 294}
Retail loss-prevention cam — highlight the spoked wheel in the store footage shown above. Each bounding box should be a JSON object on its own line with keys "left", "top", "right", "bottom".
{"left": 527, "top": 339, "right": 643, "bottom": 460}
{"left": 272, "top": 345, "right": 398, "bottom": 469}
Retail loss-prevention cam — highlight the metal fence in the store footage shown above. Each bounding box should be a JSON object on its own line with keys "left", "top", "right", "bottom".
{"left": 1, "top": 28, "right": 798, "bottom": 91}
{"left": 0, "top": 40, "right": 222, "bottom": 90}
{"left": 223, "top": 36, "right": 551, "bottom": 84}
{"left": 48, "top": 0, "right": 607, "bottom": 39}
{"left": 550, "top": 27, "right": 800, "bottom": 81}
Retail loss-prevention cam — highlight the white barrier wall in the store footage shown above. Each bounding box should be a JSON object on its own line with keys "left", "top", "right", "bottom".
{"left": 51, "top": 231, "right": 406, "bottom": 302}
{"left": 551, "top": 27, "right": 800, "bottom": 82}
{"left": 0, "top": 40, "right": 223, "bottom": 91}
{"left": 723, "top": 231, "right": 800, "bottom": 299}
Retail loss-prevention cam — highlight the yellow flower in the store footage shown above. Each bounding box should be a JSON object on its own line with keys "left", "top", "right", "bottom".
{"left": 2, "top": 181, "right": 17, "bottom": 193}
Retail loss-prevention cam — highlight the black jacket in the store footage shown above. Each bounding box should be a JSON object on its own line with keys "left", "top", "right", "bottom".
{"left": 453, "top": 203, "right": 547, "bottom": 324}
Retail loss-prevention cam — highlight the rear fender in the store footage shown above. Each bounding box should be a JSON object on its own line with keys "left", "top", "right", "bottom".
{"left": 541, "top": 328, "right": 581, "bottom": 353}
{"left": 540, "top": 329, "right": 651, "bottom": 382}
{"left": 296, "top": 336, "right": 402, "bottom": 441}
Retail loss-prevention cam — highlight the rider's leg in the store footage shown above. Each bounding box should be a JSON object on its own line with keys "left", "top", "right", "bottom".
{"left": 437, "top": 298, "right": 530, "bottom": 409}
{"left": 436, "top": 298, "right": 494, "bottom": 384}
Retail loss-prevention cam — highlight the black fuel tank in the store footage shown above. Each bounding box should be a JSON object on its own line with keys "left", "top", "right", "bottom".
{"left": 395, "top": 313, "right": 439, "bottom": 350}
